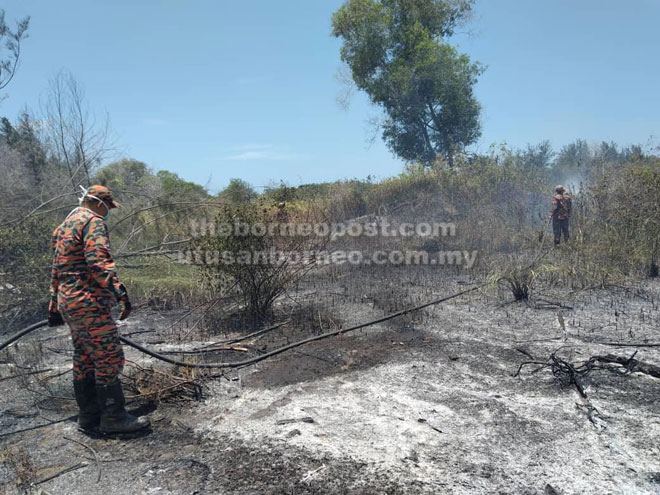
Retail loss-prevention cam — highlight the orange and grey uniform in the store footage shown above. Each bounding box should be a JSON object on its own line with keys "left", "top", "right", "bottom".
{"left": 49, "top": 208, "right": 126, "bottom": 384}
{"left": 550, "top": 193, "right": 571, "bottom": 245}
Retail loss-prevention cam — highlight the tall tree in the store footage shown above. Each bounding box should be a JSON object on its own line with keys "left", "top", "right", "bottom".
{"left": 42, "top": 71, "right": 112, "bottom": 187}
{"left": 219, "top": 178, "right": 258, "bottom": 204}
{"left": 518, "top": 141, "right": 554, "bottom": 169}
{"left": 332, "top": 0, "right": 483, "bottom": 166}
{"left": 0, "top": 10, "right": 30, "bottom": 94}
{"left": 554, "top": 139, "right": 592, "bottom": 174}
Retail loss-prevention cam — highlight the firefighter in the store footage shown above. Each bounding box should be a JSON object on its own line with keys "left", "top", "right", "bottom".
{"left": 549, "top": 185, "right": 572, "bottom": 246}
{"left": 48, "top": 185, "right": 150, "bottom": 434}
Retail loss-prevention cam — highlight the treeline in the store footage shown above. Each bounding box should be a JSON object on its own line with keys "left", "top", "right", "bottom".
{"left": 0, "top": 99, "right": 658, "bottom": 329}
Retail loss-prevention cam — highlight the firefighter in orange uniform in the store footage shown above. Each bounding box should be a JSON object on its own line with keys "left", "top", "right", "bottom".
{"left": 549, "top": 185, "right": 572, "bottom": 246}
{"left": 48, "top": 185, "right": 150, "bottom": 434}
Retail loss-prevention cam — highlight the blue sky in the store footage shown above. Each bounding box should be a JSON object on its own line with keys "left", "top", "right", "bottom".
{"left": 1, "top": 0, "right": 658, "bottom": 193}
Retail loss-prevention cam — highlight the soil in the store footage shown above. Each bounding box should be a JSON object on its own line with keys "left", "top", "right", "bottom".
{"left": 1, "top": 269, "right": 659, "bottom": 494}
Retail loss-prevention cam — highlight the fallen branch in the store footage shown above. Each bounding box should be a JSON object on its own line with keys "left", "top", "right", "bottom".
{"left": 599, "top": 342, "right": 660, "bottom": 348}
{"left": 590, "top": 353, "right": 660, "bottom": 379}
{"left": 515, "top": 350, "right": 660, "bottom": 400}
{"left": 513, "top": 360, "right": 549, "bottom": 378}
{"left": 514, "top": 352, "right": 594, "bottom": 398}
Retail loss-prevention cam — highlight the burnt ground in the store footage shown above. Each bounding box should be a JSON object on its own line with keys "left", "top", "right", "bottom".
{"left": 1, "top": 266, "right": 660, "bottom": 494}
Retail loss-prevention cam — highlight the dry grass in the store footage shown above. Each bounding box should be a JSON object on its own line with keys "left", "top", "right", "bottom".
{"left": 123, "top": 360, "right": 205, "bottom": 404}
{"left": 2, "top": 446, "right": 36, "bottom": 490}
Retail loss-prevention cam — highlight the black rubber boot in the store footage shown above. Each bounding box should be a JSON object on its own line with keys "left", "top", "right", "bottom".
{"left": 96, "top": 379, "right": 150, "bottom": 434}
{"left": 73, "top": 376, "right": 100, "bottom": 432}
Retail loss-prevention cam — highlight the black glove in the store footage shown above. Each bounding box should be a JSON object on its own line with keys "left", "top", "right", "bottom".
{"left": 117, "top": 284, "right": 131, "bottom": 320}
{"left": 48, "top": 310, "right": 65, "bottom": 327}
{"left": 118, "top": 298, "right": 132, "bottom": 320}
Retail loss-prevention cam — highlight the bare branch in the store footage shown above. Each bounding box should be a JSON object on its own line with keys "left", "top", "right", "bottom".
{"left": 0, "top": 11, "right": 30, "bottom": 91}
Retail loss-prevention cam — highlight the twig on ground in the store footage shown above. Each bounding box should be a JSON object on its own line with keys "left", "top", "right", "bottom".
{"left": 293, "top": 350, "right": 336, "bottom": 364}
{"left": 533, "top": 298, "right": 574, "bottom": 310}
{"left": 0, "top": 368, "right": 53, "bottom": 382}
{"left": 0, "top": 417, "right": 73, "bottom": 439}
{"left": 125, "top": 379, "right": 202, "bottom": 401}
{"left": 599, "top": 342, "right": 660, "bottom": 348}
{"left": 25, "top": 387, "right": 75, "bottom": 401}
{"left": 417, "top": 418, "right": 443, "bottom": 434}
{"left": 276, "top": 417, "right": 315, "bottom": 425}
{"left": 513, "top": 337, "right": 562, "bottom": 344}
{"left": 33, "top": 463, "right": 88, "bottom": 485}
{"left": 45, "top": 368, "right": 73, "bottom": 379}
{"left": 64, "top": 435, "right": 102, "bottom": 483}
{"left": 122, "top": 329, "right": 156, "bottom": 338}
{"left": 300, "top": 464, "right": 326, "bottom": 483}
{"left": 514, "top": 348, "right": 535, "bottom": 360}
{"left": 158, "top": 346, "right": 249, "bottom": 355}
{"left": 200, "top": 321, "right": 289, "bottom": 348}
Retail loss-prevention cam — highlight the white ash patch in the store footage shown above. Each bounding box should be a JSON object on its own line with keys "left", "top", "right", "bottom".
{"left": 195, "top": 351, "right": 659, "bottom": 494}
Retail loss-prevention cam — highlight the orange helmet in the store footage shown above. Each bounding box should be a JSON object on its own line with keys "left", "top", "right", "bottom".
{"left": 82, "top": 185, "right": 120, "bottom": 208}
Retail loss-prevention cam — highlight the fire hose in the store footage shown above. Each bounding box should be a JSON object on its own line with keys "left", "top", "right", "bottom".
{"left": 0, "top": 285, "right": 480, "bottom": 369}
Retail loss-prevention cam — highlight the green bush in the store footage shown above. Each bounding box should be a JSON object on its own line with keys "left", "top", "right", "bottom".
{"left": 0, "top": 217, "right": 57, "bottom": 331}
{"left": 191, "top": 201, "right": 323, "bottom": 323}
{"left": 588, "top": 158, "right": 660, "bottom": 277}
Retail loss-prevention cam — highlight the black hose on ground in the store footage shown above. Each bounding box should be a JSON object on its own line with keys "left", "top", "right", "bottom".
{"left": 0, "top": 286, "right": 481, "bottom": 368}
{"left": 0, "top": 319, "right": 49, "bottom": 352}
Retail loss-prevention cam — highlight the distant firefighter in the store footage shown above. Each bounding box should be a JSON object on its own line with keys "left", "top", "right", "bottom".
{"left": 549, "top": 185, "right": 572, "bottom": 246}
{"left": 276, "top": 201, "right": 288, "bottom": 223}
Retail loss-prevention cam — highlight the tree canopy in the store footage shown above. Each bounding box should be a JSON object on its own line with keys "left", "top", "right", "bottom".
{"left": 0, "top": 9, "right": 30, "bottom": 92}
{"left": 219, "top": 178, "right": 258, "bottom": 204}
{"left": 332, "top": 0, "right": 483, "bottom": 166}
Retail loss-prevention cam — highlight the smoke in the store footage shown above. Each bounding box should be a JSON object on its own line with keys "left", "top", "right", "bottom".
{"left": 562, "top": 175, "right": 585, "bottom": 194}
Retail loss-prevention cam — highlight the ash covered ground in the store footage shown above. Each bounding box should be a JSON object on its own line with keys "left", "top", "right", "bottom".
{"left": 1, "top": 266, "right": 660, "bottom": 494}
